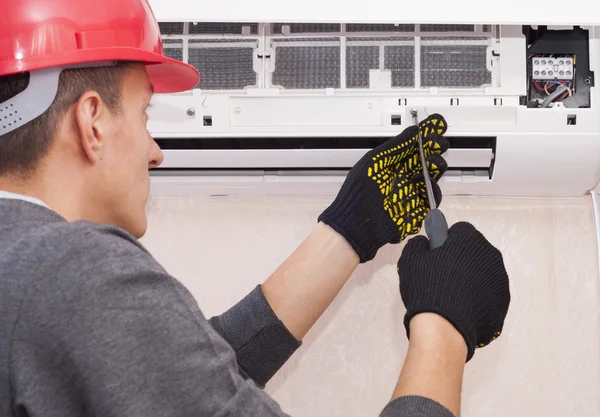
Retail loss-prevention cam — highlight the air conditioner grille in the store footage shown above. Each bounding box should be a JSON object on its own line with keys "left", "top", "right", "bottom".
{"left": 346, "top": 46, "right": 379, "bottom": 88}
{"left": 385, "top": 45, "right": 416, "bottom": 87}
{"left": 421, "top": 44, "right": 491, "bottom": 87}
{"left": 188, "top": 22, "right": 259, "bottom": 35}
{"left": 273, "top": 23, "right": 341, "bottom": 33}
{"left": 158, "top": 23, "right": 496, "bottom": 91}
{"left": 188, "top": 47, "right": 257, "bottom": 90}
{"left": 272, "top": 45, "right": 341, "bottom": 89}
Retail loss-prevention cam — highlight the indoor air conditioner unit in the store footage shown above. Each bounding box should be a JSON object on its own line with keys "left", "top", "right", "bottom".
{"left": 146, "top": 0, "right": 600, "bottom": 197}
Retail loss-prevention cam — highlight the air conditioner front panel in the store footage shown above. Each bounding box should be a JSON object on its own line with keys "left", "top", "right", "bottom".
{"left": 151, "top": 131, "right": 600, "bottom": 197}
{"left": 147, "top": 22, "right": 600, "bottom": 197}
{"left": 442, "top": 133, "right": 600, "bottom": 196}
{"left": 229, "top": 96, "right": 385, "bottom": 127}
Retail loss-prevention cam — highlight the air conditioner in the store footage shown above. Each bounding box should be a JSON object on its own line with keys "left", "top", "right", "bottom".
{"left": 146, "top": 0, "right": 600, "bottom": 197}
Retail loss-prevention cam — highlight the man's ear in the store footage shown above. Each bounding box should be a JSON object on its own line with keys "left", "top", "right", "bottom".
{"left": 74, "top": 91, "right": 108, "bottom": 164}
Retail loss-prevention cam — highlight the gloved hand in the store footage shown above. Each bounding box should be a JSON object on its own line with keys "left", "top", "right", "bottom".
{"left": 397, "top": 222, "right": 510, "bottom": 362}
{"left": 318, "top": 114, "right": 449, "bottom": 263}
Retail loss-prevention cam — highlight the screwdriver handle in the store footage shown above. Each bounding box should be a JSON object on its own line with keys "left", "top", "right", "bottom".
{"left": 424, "top": 208, "right": 449, "bottom": 249}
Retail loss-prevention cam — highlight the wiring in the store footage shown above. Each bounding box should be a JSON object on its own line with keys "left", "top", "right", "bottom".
{"left": 533, "top": 81, "right": 546, "bottom": 93}
{"left": 534, "top": 79, "right": 573, "bottom": 106}
{"left": 530, "top": 54, "right": 575, "bottom": 106}
{"left": 541, "top": 84, "right": 570, "bottom": 108}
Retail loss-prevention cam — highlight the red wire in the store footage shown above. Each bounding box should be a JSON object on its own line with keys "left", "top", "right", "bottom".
{"left": 534, "top": 81, "right": 545, "bottom": 92}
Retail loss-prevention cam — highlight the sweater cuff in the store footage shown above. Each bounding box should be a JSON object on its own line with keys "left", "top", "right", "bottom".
{"left": 380, "top": 396, "right": 455, "bottom": 417}
{"left": 208, "top": 285, "right": 301, "bottom": 387}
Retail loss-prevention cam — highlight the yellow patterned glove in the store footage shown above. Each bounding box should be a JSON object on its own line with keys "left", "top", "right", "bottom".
{"left": 318, "top": 114, "right": 449, "bottom": 262}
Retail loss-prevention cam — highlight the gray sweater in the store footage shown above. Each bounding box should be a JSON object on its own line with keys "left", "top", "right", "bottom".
{"left": 0, "top": 198, "right": 453, "bottom": 417}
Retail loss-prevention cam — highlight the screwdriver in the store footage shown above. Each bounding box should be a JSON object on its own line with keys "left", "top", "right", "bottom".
{"left": 410, "top": 109, "right": 449, "bottom": 249}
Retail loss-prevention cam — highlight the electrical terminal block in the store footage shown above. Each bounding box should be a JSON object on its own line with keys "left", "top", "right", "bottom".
{"left": 531, "top": 56, "right": 574, "bottom": 80}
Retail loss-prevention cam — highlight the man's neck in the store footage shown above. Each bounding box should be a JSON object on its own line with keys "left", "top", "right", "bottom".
{"left": 0, "top": 172, "right": 71, "bottom": 213}
{"left": 0, "top": 189, "right": 49, "bottom": 208}
{"left": 0, "top": 175, "right": 46, "bottom": 204}
{"left": 0, "top": 158, "right": 93, "bottom": 223}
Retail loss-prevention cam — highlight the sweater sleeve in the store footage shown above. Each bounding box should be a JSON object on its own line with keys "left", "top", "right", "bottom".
{"left": 208, "top": 285, "right": 301, "bottom": 387}
{"left": 208, "top": 292, "right": 456, "bottom": 417}
{"left": 380, "top": 396, "right": 456, "bottom": 417}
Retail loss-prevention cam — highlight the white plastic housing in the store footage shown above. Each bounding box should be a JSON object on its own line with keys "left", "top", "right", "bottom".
{"left": 146, "top": 22, "right": 600, "bottom": 198}
{"left": 147, "top": 0, "right": 600, "bottom": 26}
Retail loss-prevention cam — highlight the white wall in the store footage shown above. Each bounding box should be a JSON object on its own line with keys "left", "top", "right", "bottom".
{"left": 140, "top": 195, "right": 600, "bottom": 417}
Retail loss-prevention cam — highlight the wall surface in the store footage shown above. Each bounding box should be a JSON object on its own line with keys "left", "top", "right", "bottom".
{"left": 140, "top": 195, "right": 600, "bottom": 417}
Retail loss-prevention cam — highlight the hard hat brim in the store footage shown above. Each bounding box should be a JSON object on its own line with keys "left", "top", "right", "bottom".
{"left": 1, "top": 47, "right": 200, "bottom": 94}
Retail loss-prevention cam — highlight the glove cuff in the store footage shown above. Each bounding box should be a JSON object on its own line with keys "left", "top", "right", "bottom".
{"left": 403, "top": 307, "right": 476, "bottom": 362}
{"left": 318, "top": 208, "right": 379, "bottom": 263}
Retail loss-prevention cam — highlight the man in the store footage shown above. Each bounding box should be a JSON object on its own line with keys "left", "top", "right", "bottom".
{"left": 0, "top": 1, "right": 511, "bottom": 416}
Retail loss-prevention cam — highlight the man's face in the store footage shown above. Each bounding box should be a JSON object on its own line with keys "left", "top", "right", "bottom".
{"left": 98, "top": 64, "right": 163, "bottom": 238}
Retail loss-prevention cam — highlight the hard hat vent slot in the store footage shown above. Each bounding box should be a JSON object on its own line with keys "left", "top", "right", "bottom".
{"left": 0, "top": 61, "right": 115, "bottom": 137}
{"left": 0, "top": 68, "right": 61, "bottom": 137}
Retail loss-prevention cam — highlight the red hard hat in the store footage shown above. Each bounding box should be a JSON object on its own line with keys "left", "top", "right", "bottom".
{"left": 0, "top": 0, "right": 199, "bottom": 93}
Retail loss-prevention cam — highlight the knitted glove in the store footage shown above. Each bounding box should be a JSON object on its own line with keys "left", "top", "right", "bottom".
{"left": 318, "top": 114, "right": 449, "bottom": 263}
{"left": 397, "top": 222, "right": 511, "bottom": 362}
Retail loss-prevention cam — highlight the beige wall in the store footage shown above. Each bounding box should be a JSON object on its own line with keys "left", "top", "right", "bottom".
{"left": 141, "top": 195, "right": 600, "bottom": 417}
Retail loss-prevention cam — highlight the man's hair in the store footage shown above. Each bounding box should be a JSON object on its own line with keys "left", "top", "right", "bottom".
{"left": 0, "top": 63, "right": 132, "bottom": 178}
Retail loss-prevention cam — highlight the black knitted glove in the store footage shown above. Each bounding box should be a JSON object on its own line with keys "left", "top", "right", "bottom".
{"left": 318, "top": 114, "right": 449, "bottom": 263}
{"left": 397, "top": 222, "right": 510, "bottom": 362}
